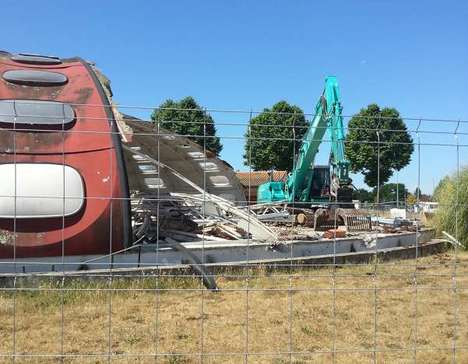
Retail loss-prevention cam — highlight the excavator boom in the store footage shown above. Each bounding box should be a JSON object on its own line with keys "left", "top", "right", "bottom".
{"left": 257, "top": 76, "right": 352, "bottom": 205}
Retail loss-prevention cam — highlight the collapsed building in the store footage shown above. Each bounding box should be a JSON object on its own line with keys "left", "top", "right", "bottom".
{"left": 0, "top": 51, "right": 444, "bottom": 275}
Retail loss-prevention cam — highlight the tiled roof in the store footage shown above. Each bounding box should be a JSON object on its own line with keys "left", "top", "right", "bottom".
{"left": 236, "top": 170, "right": 288, "bottom": 187}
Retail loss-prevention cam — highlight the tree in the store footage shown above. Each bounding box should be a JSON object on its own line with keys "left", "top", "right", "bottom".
{"left": 414, "top": 187, "right": 422, "bottom": 201}
{"left": 243, "top": 101, "right": 307, "bottom": 171}
{"left": 414, "top": 187, "right": 432, "bottom": 202}
{"left": 352, "top": 188, "right": 374, "bottom": 202}
{"left": 151, "top": 97, "right": 222, "bottom": 155}
{"left": 433, "top": 176, "right": 450, "bottom": 199}
{"left": 345, "top": 104, "right": 414, "bottom": 188}
{"left": 374, "top": 183, "right": 407, "bottom": 204}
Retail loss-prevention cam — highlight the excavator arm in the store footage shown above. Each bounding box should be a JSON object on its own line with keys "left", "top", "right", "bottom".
{"left": 257, "top": 76, "right": 352, "bottom": 205}
{"left": 324, "top": 77, "right": 352, "bottom": 200}
{"left": 285, "top": 89, "right": 328, "bottom": 202}
{"left": 287, "top": 76, "right": 351, "bottom": 203}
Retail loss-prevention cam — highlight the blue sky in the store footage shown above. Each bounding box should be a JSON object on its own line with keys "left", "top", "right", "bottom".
{"left": 3, "top": 0, "right": 467, "bottom": 193}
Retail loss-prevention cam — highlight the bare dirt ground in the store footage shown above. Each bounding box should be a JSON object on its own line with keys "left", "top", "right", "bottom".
{"left": 0, "top": 250, "right": 467, "bottom": 363}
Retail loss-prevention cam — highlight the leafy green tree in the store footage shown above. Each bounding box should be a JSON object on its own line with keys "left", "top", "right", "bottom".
{"left": 151, "top": 97, "right": 222, "bottom": 155}
{"left": 433, "top": 176, "right": 449, "bottom": 199}
{"left": 374, "top": 183, "right": 407, "bottom": 204}
{"left": 413, "top": 187, "right": 432, "bottom": 202}
{"left": 352, "top": 188, "right": 374, "bottom": 202}
{"left": 345, "top": 104, "right": 414, "bottom": 188}
{"left": 244, "top": 101, "right": 307, "bottom": 171}
{"left": 414, "top": 187, "right": 422, "bottom": 200}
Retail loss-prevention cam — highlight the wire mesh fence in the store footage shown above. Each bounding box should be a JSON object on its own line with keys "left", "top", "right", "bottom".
{"left": 0, "top": 101, "right": 467, "bottom": 364}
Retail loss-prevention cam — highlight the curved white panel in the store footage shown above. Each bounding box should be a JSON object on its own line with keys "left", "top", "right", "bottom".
{"left": 0, "top": 164, "right": 84, "bottom": 218}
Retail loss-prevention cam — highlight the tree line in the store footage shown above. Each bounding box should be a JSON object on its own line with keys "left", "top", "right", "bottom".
{"left": 353, "top": 184, "right": 432, "bottom": 205}
{"left": 151, "top": 97, "right": 414, "bottom": 197}
{"left": 152, "top": 97, "right": 464, "bottom": 248}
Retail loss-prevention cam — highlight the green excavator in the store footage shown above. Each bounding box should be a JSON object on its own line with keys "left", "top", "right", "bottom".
{"left": 257, "top": 76, "right": 354, "bottom": 225}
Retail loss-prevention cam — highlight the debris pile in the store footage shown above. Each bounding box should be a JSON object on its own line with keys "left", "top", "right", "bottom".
{"left": 248, "top": 204, "right": 426, "bottom": 242}
{"left": 131, "top": 192, "right": 277, "bottom": 245}
{"left": 125, "top": 132, "right": 425, "bottom": 247}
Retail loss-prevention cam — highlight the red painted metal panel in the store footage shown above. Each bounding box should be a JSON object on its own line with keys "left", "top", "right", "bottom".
{"left": 0, "top": 54, "right": 128, "bottom": 258}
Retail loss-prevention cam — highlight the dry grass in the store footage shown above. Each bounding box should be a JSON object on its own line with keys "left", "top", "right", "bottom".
{"left": 0, "top": 251, "right": 467, "bottom": 363}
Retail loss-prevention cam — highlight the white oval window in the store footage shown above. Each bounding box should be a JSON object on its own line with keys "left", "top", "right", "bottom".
{"left": 11, "top": 53, "right": 61, "bottom": 65}
{"left": 132, "top": 154, "right": 148, "bottom": 162}
{"left": 198, "top": 162, "right": 219, "bottom": 172}
{"left": 137, "top": 164, "right": 157, "bottom": 174}
{"left": 0, "top": 163, "right": 84, "bottom": 218}
{"left": 144, "top": 177, "right": 165, "bottom": 189}
{"left": 209, "top": 175, "right": 231, "bottom": 187}
{"left": 188, "top": 151, "right": 205, "bottom": 159}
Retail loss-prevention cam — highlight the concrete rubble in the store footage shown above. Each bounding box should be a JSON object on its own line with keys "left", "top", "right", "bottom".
{"left": 131, "top": 190, "right": 428, "bottom": 248}
{"left": 113, "top": 112, "right": 431, "bottom": 258}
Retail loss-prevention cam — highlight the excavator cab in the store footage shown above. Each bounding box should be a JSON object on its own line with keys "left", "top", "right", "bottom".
{"left": 308, "top": 165, "right": 331, "bottom": 202}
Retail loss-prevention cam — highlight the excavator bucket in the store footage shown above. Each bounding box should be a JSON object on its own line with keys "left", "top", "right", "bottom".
{"left": 313, "top": 208, "right": 345, "bottom": 231}
{"left": 339, "top": 208, "right": 372, "bottom": 231}
{"left": 312, "top": 208, "right": 372, "bottom": 231}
